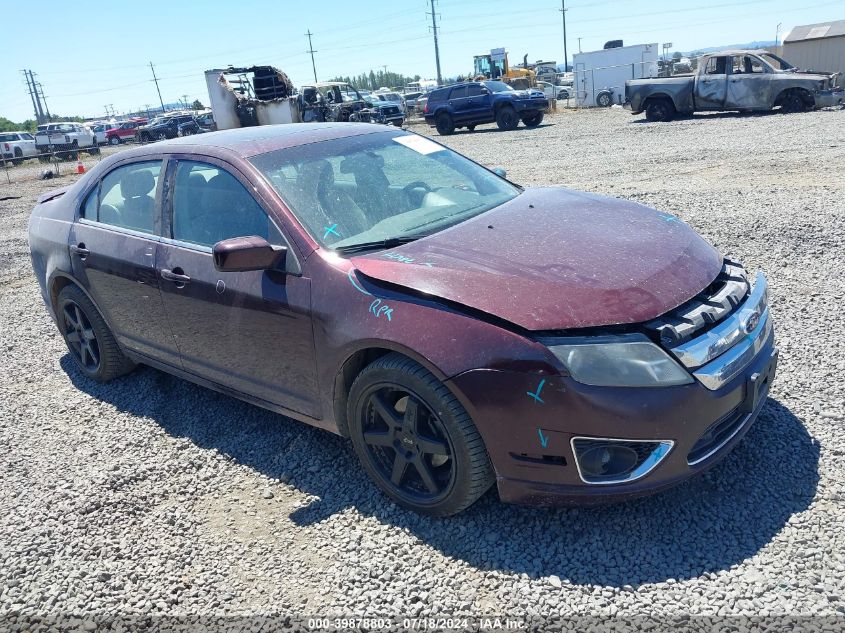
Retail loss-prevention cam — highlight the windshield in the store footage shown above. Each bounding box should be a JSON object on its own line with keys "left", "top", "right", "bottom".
{"left": 760, "top": 53, "right": 794, "bottom": 70}
{"left": 250, "top": 131, "right": 520, "bottom": 251}
{"left": 484, "top": 81, "right": 513, "bottom": 93}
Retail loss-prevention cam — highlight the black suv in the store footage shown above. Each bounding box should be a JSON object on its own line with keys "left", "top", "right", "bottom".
{"left": 423, "top": 80, "right": 547, "bottom": 135}
{"left": 136, "top": 114, "right": 195, "bottom": 142}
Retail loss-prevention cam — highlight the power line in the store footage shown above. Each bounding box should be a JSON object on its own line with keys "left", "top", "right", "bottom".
{"left": 305, "top": 30, "right": 318, "bottom": 83}
{"left": 427, "top": 0, "right": 443, "bottom": 85}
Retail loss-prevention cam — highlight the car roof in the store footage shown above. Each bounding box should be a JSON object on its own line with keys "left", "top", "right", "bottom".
{"left": 118, "top": 123, "right": 395, "bottom": 159}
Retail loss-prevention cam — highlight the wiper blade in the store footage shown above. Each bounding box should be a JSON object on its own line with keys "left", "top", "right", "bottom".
{"left": 334, "top": 235, "right": 423, "bottom": 254}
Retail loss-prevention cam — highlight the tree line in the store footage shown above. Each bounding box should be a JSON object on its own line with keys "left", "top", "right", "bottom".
{"left": 328, "top": 70, "right": 422, "bottom": 91}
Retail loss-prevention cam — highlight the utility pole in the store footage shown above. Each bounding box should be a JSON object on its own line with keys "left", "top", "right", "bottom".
{"left": 22, "top": 70, "right": 41, "bottom": 124}
{"left": 578, "top": 37, "right": 582, "bottom": 53}
{"left": 36, "top": 80, "right": 51, "bottom": 121}
{"left": 305, "top": 30, "right": 318, "bottom": 83}
{"left": 427, "top": 0, "right": 443, "bottom": 85}
{"left": 559, "top": 0, "right": 568, "bottom": 72}
{"left": 26, "top": 70, "right": 46, "bottom": 123}
{"left": 149, "top": 61, "right": 165, "bottom": 113}
{"left": 181, "top": 94, "right": 189, "bottom": 109}
{"left": 775, "top": 22, "right": 782, "bottom": 47}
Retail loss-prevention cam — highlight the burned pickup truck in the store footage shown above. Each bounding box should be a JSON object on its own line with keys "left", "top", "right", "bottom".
{"left": 626, "top": 50, "right": 844, "bottom": 121}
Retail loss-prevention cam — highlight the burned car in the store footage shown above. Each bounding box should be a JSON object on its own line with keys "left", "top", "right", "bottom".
{"left": 29, "top": 124, "right": 776, "bottom": 516}
{"left": 298, "top": 82, "right": 370, "bottom": 123}
{"left": 626, "top": 50, "right": 844, "bottom": 121}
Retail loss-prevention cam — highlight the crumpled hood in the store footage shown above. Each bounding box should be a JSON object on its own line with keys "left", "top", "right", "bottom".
{"left": 350, "top": 187, "right": 723, "bottom": 331}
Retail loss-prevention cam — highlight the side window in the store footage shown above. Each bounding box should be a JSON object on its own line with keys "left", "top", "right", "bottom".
{"left": 171, "top": 161, "right": 277, "bottom": 248}
{"left": 705, "top": 56, "right": 727, "bottom": 75}
{"left": 467, "top": 84, "right": 485, "bottom": 97}
{"left": 450, "top": 85, "right": 467, "bottom": 99}
{"left": 98, "top": 161, "right": 163, "bottom": 233}
{"left": 81, "top": 186, "right": 98, "bottom": 220}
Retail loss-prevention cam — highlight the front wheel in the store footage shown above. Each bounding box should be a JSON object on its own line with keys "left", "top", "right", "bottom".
{"left": 522, "top": 111, "right": 544, "bottom": 127}
{"left": 780, "top": 92, "right": 807, "bottom": 114}
{"left": 12, "top": 148, "right": 23, "bottom": 166}
{"left": 348, "top": 353, "right": 494, "bottom": 516}
{"left": 435, "top": 112, "right": 455, "bottom": 135}
{"left": 495, "top": 106, "right": 519, "bottom": 131}
{"left": 57, "top": 285, "right": 136, "bottom": 382}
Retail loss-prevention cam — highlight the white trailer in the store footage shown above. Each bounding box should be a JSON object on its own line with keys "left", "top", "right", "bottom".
{"left": 205, "top": 66, "right": 300, "bottom": 130}
{"left": 573, "top": 43, "right": 659, "bottom": 107}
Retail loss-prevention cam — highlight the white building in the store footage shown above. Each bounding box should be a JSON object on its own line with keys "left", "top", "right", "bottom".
{"left": 783, "top": 20, "right": 845, "bottom": 88}
{"left": 573, "top": 43, "right": 659, "bottom": 107}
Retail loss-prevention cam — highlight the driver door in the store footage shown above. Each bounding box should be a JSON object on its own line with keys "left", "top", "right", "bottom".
{"left": 695, "top": 55, "right": 728, "bottom": 110}
{"left": 156, "top": 156, "right": 319, "bottom": 417}
{"left": 726, "top": 55, "right": 774, "bottom": 109}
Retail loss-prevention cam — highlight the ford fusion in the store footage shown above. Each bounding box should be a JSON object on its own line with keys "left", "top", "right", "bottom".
{"left": 28, "top": 124, "right": 777, "bottom": 516}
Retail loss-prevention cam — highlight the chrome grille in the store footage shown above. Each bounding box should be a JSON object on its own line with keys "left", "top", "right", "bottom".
{"left": 644, "top": 260, "right": 749, "bottom": 347}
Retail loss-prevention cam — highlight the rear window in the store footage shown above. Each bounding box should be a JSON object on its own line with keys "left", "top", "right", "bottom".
{"left": 0, "top": 134, "right": 17, "bottom": 142}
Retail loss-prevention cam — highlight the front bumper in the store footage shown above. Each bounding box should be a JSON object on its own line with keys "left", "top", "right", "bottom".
{"left": 515, "top": 98, "right": 548, "bottom": 112}
{"left": 446, "top": 276, "right": 777, "bottom": 506}
{"left": 815, "top": 88, "right": 845, "bottom": 108}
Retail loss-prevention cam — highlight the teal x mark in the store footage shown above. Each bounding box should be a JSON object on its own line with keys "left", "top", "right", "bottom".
{"left": 323, "top": 223, "right": 340, "bottom": 239}
{"left": 527, "top": 378, "right": 546, "bottom": 404}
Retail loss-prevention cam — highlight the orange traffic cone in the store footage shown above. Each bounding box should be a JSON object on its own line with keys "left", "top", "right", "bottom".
{"left": 76, "top": 156, "right": 85, "bottom": 174}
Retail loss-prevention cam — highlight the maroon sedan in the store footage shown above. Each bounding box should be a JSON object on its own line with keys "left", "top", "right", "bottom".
{"left": 28, "top": 124, "right": 777, "bottom": 516}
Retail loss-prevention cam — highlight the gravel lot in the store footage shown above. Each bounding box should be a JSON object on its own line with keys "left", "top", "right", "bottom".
{"left": 1, "top": 107, "right": 844, "bottom": 630}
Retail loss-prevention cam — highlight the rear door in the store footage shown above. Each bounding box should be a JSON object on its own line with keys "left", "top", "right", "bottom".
{"left": 156, "top": 157, "right": 319, "bottom": 416}
{"left": 68, "top": 158, "right": 181, "bottom": 366}
{"left": 726, "top": 55, "right": 774, "bottom": 109}
{"left": 695, "top": 56, "right": 729, "bottom": 110}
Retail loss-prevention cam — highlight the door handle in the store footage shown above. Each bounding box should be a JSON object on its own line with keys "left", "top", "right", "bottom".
{"left": 161, "top": 268, "right": 191, "bottom": 285}
{"left": 70, "top": 243, "right": 89, "bottom": 259}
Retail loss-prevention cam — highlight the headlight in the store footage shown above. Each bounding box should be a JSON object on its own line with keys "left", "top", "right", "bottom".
{"left": 547, "top": 335, "right": 693, "bottom": 387}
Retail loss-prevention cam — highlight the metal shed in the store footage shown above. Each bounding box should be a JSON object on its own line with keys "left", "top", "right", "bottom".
{"left": 783, "top": 19, "right": 845, "bottom": 87}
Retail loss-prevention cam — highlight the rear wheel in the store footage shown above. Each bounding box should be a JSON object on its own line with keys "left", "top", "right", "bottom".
{"left": 522, "top": 111, "right": 544, "bottom": 127}
{"left": 645, "top": 99, "right": 676, "bottom": 122}
{"left": 467, "top": 124, "right": 476, "bottom": 131}
{"left": 348, "top": 353, "right": 494, "bottom": 516}
{"left": 88, "top": 140, "right": 100, "bottom": 155}
{"left": 495, "top": 105, "right": 519, "bottom": 131}
{"left": 12, "top": 148, "right": 23, "bottom": 166}
{"left": 155, "top": 132, "right": 167, "bottom": 141}
{"left": 596, "top": 91, "right": 613, "bottom": 107}
{"left": 57, "top": 285, "right": 136, "bottom": 382}
{"left": 108, "top": 136, "right": 121, "bottom": 145}
{"left": 435, "top": 112, "right": 455, "bottom": 135}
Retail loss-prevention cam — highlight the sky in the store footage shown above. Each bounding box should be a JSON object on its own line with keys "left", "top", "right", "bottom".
{"left": 2, "top": 0, "right": 841, "bottom": 122}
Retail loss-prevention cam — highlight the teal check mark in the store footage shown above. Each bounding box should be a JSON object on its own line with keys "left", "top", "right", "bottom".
{"left": 527, "top": 378, "right": 546, "bottom": 404}
{"left": 537, "top": 428, "right": 549, "bottom": 448}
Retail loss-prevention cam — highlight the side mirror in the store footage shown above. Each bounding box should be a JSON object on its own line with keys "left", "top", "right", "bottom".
{"left": 492, "top": 167, "right": 507, "bottom": 178}
{"left": 213, "top": 236, "right": 286, "bottom": 272}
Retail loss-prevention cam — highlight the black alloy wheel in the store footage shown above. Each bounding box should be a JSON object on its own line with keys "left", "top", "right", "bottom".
{"left": 348, "top": 353, "right": 494, "bottom": 515}
{"left": 61, "top": 300, "right": 100, "bottom": 373}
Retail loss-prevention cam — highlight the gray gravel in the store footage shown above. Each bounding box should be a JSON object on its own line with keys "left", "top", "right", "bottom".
{"left": 1, "top": 107, "right": 844, "bottom": 629}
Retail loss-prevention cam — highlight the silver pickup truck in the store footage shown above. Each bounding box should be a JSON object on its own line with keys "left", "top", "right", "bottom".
{"left": 626, "top": 50, "right": 844, "bottom": 122}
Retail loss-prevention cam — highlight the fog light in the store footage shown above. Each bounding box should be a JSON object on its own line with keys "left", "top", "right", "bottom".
{"left": 572, "top": 438, "right": 673, "bottom": 484}
{"left": 579, "top": 444, "right": 638, "bottom": 478}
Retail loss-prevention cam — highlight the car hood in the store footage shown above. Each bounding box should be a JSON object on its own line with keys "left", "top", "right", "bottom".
{"left": 350, "top": 187, "right": 723, "bottom": 331}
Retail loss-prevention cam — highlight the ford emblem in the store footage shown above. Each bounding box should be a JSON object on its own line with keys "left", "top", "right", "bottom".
{"left": 743, "top": 310, "right": 761, "bottom": 334}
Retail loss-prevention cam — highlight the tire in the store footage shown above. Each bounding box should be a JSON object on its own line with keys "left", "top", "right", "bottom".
{"left": 347, "top": 353, "right": 494, "bottom": 516}
{"left": 12, "top": 148, "right": 23, "bottom": 166}
{"left": 522, "top": 111, "right": 544, "bottom": 127}
{"left": 645, "top": 99, "right": 676, "bottom": 122}
{"left": 88, "top": 140, "right": 100, "bottom": 155}
{"left": 780, "top": 92, "right": 807, "bottom": 114}
{"left": 156, "top": 132, "right": 167, "bottom": 141}
{"left": 435, "top": 112, "right": 455, "bottom": 136}
{"left": 495, "top": 105, "right": 519, "bottom": 131}
{"left": 596, "top": 91, "right": 613, "bottom": 107}
{"left": 56, "top": 285, "right": 136, "bottom": 382}
{"left": 108, "top": 136, "right": 121, "bottom": 145}
{"left": 467, "top": 124, "right": 476, "bottom": 131}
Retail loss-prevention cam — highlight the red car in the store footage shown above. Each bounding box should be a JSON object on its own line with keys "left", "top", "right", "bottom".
{"left": 105, "top": 120, "right": 146, "bottom": 145}
{"left": 27, "top": 124, "right": 776, "bottom": 515}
